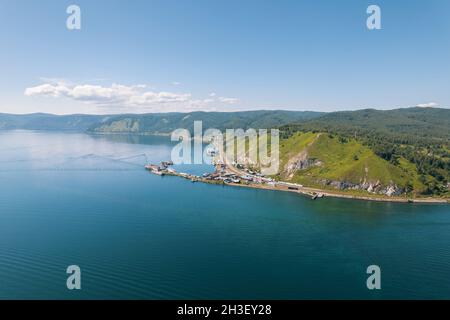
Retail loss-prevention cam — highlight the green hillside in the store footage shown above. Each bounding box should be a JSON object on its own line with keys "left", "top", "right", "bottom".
{"left": 275, "top": 132, "right": 438, "bottom": 197}
{"left": 280, "top": 107, "right": 450, "bottom": 197}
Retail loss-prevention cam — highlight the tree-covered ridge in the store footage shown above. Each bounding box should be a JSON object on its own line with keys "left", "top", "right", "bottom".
{"left": 0, "top": 111, "right": 323, "bottom": 133}
{"left": 281, "top": 107, "right": 450, "bottom": 142}
{"left": 280, "top": 107, "right": 450, "bottom": 196}
{"left": 87, "top": 110, "right": 322, "bottom": 134}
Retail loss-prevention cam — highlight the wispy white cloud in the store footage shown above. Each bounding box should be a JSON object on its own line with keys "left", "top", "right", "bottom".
{"left": 24, "top": 80, "right": 240, "bottom": 112}
{"left": 416, "top": 102, "right": 438, "bottom": 108}
{"left": 218, "top": 96, "right": 240, "bottom": 104}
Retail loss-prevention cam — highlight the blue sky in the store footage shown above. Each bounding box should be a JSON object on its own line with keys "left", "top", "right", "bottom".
{"left": 0, "top": 0, "right": 449, "bottom": 114}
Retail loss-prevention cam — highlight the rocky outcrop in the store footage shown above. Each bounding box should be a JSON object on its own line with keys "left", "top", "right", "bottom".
{"left": 286, "top": 158, "right": 322, "bottom": 173}
{"left": 284, "top": 157, "right": 405, "bottom": 196}
{"left": 281, "top": 133, "right": 408, "bottom": 197}
{"left": 319, "top": 179, "right": 404, "bottom": 196}
{"left": 283, "top": 134, "right": 323, "bottom": 179}
{"left": 93, "top": 118, "right": 140, "bottom": 133}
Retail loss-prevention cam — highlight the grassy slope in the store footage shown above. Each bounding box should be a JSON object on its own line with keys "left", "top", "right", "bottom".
{"left": 278, "top": 131, "right": 318, "bottom": 172}
{"left": 284, "top": 107, "right": 450, "bottom": 142}
{"left": 278, "top": 133, "right": 427, "bottom": 195}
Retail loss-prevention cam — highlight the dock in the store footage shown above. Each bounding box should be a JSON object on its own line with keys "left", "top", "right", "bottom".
{"left": 144, "top": 160, "right": 323, "bottom": 199}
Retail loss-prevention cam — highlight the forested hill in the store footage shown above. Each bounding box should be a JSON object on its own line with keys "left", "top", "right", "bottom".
{"left": 0, "top": 110, "right": 322, "bottom": 133}
{"left": 0, "top": 113, "right": 107, "bottom": 131}
{"left": 280, "top": 107, "right": 450, "bottom": 197}
{"left": 87, "top": 110, "right": 322, "bottom": 134}
{"left": 280, "top": 107, "right": 450, "bottom": 144}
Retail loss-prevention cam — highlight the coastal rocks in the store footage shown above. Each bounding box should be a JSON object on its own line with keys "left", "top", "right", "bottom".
{"left": 361, "top": 179, "right": 381, "bottom": 193}
{"left": 384, "top": 185, "right": 397, "bottom": 196}
{"left": 381, "top": 185, "right": 403, "bottom": 196}
{"left": 320, "top": 179, "right": 404, "bottom": 196}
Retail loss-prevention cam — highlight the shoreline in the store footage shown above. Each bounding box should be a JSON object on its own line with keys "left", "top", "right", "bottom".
{"left": 221, "top": 160, "right": 449, "bottom": 204}
{"left": 209, "top": 177, "right": 448, "bottom": 204}
{"left": 239, "top": 182, "right": 449, "bottom": 204}
{"left": 146, "top": 163, "right": 449, "bottom": 204}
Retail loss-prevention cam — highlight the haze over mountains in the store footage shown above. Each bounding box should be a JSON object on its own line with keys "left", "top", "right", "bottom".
{"left": 0, "top": 107, "right": 448, "bottom": 137}
{"left": 0, "top": 110, "right": 322, "bottom": 133}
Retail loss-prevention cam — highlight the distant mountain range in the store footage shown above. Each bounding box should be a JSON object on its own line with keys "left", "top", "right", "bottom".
{"left": 281, "top": 107, "right": 450, "bottom": 142}
{"left": 2, "top": 107, "right": 448, "bottom": 138}
{"left": 0, "top": 110, "right": 322, "bottom": 133}
{"left": 0, "top": 113, "right": 107, "bottom": 131}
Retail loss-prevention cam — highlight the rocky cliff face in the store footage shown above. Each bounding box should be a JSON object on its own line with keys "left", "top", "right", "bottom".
{"left": 93, "top": 118, "right": 140, "bottom": 133}
{"left": 286, "top": 158, "right": 323, "bottom": 172}
{"left": 284, "top": 153, "right": 405, "bottom": 196}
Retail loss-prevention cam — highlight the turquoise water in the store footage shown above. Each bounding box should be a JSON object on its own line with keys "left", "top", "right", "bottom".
{"left": 0, "top": 130, "right": 449, "bottom": 299}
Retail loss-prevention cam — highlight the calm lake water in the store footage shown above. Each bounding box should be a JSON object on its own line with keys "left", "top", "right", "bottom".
{"left": 0, "top": 130, "right": 449, "bottom": 299}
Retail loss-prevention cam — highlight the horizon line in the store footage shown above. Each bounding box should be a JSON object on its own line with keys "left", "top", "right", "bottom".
{"left": 1, "top": 105, "right": 448, "bottom": 117}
